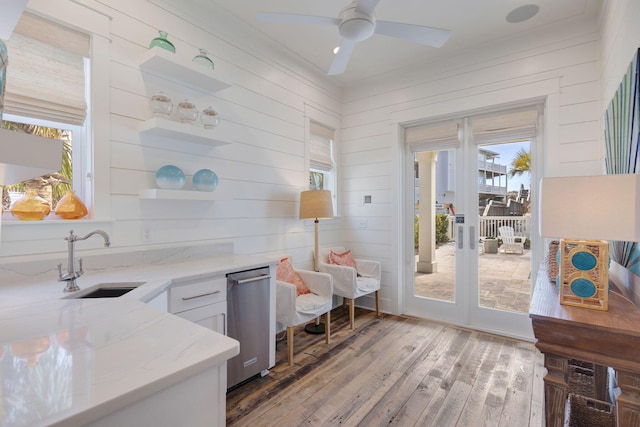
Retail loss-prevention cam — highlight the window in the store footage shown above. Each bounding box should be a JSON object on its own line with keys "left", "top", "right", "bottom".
{"left": 309, "top": 121, "right": 335, "bottom": 194}
{"left": 1, "top": 12, "right": 90, "bottom": 219}
{"left": 2, "top": 114, "right": 86, "bottom": 211}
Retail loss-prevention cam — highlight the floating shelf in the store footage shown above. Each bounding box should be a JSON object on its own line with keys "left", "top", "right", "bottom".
{"left": 138, "top": 48, "right": 231, "bottom": 93}
{"left": 139, "top": 188, "right": 231, "bottom": 201}
{"left": 138, "top": 117, "right": 230, "bottom": 146}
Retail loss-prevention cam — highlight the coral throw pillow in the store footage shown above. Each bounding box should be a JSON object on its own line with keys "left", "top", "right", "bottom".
{"left": 328, "top": 250, "right": 357, "bottom": 269}
{"left": 276, "top": 258, "right": 310, "bottom": 296}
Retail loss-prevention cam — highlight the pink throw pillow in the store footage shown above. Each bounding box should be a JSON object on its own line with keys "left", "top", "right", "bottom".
{"left": 276, "top": 258, "right": 310, "bottom": 296}
{"left": 328, "top": 250, "right": 357, "bottom": 269}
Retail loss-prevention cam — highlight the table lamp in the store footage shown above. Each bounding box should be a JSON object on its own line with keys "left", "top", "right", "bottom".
{"left": 540, "top": 174, "right": 640, "bottom": 310}
{"left": 299, "top": 189, "right": 334, "bottom": 271}
{"left": 299, "top": 189, "right": 333, "bottom": 333}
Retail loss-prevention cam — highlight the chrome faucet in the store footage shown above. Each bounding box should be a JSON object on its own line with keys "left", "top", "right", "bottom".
{"left": 57, "top": 229, "right": 111, "bottom": 292}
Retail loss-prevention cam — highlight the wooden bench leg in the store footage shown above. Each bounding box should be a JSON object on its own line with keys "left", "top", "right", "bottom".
{"left": 375, "top": 290, "right": 380, "bottom": 317}
{"left": 287, "top": 326, "right": 294, "bottom": 366}
{"left": 325, "top": 310, "right": 331, "bottom": 344}
{"left": 349, "top": 298, "right": 355, "bottom": 329}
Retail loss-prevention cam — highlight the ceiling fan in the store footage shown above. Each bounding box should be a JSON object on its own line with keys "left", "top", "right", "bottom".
{"left": 256, "top": 0, "right": 451, "bottom": 76}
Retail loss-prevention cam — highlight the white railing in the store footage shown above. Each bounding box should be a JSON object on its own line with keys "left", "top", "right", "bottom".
{"left": 477, "top": 183, "right": 507, "bottom": 195}
{"left": 446, "top": 215, "right": 530, "bottom": 241}
{"left": 478, "top": 160, "right": 507, "bottom": 174}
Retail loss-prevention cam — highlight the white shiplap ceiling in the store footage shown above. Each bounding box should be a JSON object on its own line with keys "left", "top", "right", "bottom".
{"left": 200, "top": 0, "right": 603, "bottom": 87}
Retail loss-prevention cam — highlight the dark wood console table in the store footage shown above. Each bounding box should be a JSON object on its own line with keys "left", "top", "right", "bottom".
{"left": 529, "top": 270, "right": 640, "bottom": 427}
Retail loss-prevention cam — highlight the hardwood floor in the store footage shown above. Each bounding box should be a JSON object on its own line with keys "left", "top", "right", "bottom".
{"left": 227, "top": 307, "right": 545, "bottom": 427}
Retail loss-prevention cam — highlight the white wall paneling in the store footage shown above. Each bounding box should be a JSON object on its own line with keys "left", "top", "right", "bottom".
{"left": 342, "top": 20, "right": 603, "bottom": 315}
{"left": 1, "top": 0, "right": 341, "bottom": 266}
{"left": 4, "top": 1, "right": 637, "bottom": 322}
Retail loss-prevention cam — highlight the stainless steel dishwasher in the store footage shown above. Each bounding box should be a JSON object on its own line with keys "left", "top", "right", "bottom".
{"left": 226, "top": 266, "right": 271, "bottom": 389}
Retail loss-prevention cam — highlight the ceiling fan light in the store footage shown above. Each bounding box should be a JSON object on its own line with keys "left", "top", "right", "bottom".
{"left": 339, "top": 17, "right": 375, "bottom": 41}
{"left": 338, "top": 6, "right": 375, "bottom": 41}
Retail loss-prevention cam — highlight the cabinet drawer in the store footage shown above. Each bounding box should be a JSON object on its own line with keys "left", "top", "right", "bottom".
{"left": 170, "top": 277, "right": 226, "bottom": 314}
{"left": 174, "top": 301, "right": 226, "bottom": 335}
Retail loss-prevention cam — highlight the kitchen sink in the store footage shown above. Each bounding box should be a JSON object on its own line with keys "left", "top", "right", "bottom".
{"left": 68, "top": 282, "right": 146, "bottom": 299}
{"left": 80, "top": 287, "right": 136, "bottom": 298}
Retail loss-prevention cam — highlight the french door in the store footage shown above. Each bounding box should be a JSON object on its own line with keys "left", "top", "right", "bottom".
{"left": 403, "top": 107, "right": 539, "bottom": 340}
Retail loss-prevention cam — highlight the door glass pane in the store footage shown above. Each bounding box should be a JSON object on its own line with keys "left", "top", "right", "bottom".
{"left": 413, "top": 150, "right": 456, "bottom": 302}
{"left": 477, "top": 141, "right": 532, "bottom": 313}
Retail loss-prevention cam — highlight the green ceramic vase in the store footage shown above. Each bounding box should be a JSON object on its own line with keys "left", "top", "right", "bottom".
{"left": 149, "top": 30, "right": 175, "bottom": 53}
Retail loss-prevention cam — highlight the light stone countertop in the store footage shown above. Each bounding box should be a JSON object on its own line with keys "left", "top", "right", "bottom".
{"left": 0, "top": 253, "right": 279, "bottom": 427}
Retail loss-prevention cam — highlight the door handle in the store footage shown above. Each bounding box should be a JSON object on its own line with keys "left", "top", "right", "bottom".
{"left": 458, "top": 226, "right": 464, "bottom": 249}
{"left": 234, "top": 274, "right": 271, "bottom": 285}
{"left": 470, "top": 226, "right": 476, "bottom": 250}
{"left": 182, "top": 290, "right": 221, "bottom": 301}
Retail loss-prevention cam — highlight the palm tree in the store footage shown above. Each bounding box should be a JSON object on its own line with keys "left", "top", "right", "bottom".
{"left": 509, "top": 147, "right": 531, "bottom": 178}
{"left": 1, "top": 121, "right": 72, "bottom": 210}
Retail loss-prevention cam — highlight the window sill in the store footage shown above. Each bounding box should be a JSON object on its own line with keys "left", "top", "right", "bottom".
{"left": 1, "top": 214, "right": 113, "bottom": 227}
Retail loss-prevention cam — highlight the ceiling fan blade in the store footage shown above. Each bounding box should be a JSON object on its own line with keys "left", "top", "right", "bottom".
{"left": 256, "top": 12, "right": 339, "bottom": 26}
{"left": 355, "top": 0, "right": 382, "bottom": 15}
{"left": 374, "top": 21, "right": 451, "bottom": 48}
{"left": 328, "top": 39, "right": 356, "bottom": 75}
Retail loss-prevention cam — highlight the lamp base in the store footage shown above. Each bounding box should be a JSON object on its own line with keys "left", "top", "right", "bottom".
{"left": 304, "top": 322, "right": 325, "bottom": 334}
{"left": 559, "top": 239, "right": 609, "bottom": 310}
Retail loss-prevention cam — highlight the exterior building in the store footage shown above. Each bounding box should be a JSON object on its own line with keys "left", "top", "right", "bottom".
{"left": 415, "top": 147, "right": 512, "bottom": 215}
{"left": 477, "top": 148, "right": 508, "bottom": 207}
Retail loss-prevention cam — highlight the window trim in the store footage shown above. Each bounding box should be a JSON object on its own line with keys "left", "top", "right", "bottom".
{"left": 0, "top": 4, "right": 111, "bottom": 236}
{"left": 304, "top": 106, "right": 340, "bottom": 217}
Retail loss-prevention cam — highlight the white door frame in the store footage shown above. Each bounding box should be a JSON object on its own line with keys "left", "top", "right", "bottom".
{"left": 392, "top": 88, "right": 557, "bottom": 341}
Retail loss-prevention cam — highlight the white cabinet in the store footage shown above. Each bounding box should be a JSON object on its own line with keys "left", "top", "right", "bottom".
{"left": 174, "top": 300, "right": 226, "bottom": 335}
{"left": 169, "top": 276, "right": 227, "bottom": 335}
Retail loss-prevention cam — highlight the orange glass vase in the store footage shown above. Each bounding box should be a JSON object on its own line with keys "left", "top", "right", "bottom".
{"left": 10, "top": 189, "right": 51, "bottom": 220}
{"left": 55, "top": 190, "right": 88, "bottom": 220}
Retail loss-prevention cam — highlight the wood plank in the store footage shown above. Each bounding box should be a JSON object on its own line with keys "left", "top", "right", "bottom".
{"left": 529, "top": 350, "right": 546, "bottom": 427}
{"left": 476, "top": 338, "right": 518, "bottom": 425}
{"left": 413, "top": 329, "right": 479, "bottom": 427}
{"left": 226, "top": 308, "right": 543, "bottom": 427}
{"left": 388, "top": 328, "right": 473, "bottom": 426}
{"left": 268, "top": 316, "right": 424, "bottom": 425}
{"left": 498, "top": 342, "right": 537, "bottom": 427}
{"left": 448, "top": 335, "right": 504, "bottom": 426}
{"left": 310, "top": 320, "right": 445, "bottom": 426}
{"left": 227, "top": 311, "right": 405, "bottom": 425}
{"left": 357, "top": 326, "right": 461, "bottom": 426}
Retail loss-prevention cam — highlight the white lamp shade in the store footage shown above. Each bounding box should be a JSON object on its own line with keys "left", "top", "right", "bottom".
{"left": 0, "top": 129, "right": 64, "bottom": 185}
{"left": 540, "top": 174, "right": 640, "bottom": 242}
{"left": 299, "top": 190, "right": 334, "bottom": 220}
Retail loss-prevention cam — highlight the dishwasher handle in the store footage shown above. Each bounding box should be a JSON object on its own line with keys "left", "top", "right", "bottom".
{"left": 232, "top": 274, "right": 271, "bottom": 285}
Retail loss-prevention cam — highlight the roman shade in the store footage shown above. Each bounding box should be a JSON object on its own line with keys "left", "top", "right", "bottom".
{"left": 405, "top": 120, "right": 460, "bottom": 152}
{"left": 4, "top": 12, "right": 90, "bottom": 125}
{"left": 310, "top": 121, "right": 335, "bottom": 171}
{"left": 472, "top": 108, "right": 538, "bottom": 145}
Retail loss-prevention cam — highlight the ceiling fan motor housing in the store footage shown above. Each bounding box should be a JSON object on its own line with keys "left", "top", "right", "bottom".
{"left": 338, "top": 5, "right": 375, "bottom": 41}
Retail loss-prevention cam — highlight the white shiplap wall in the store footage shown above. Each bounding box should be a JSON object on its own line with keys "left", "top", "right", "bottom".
{"left": 0, "top": 0, "right": 342, "bottom": 271}
{"left": 3, "top": 1, "right": 634, "bottom": 318}
{"left": 339, "top": 16, "right": 603, "bottom": 314}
